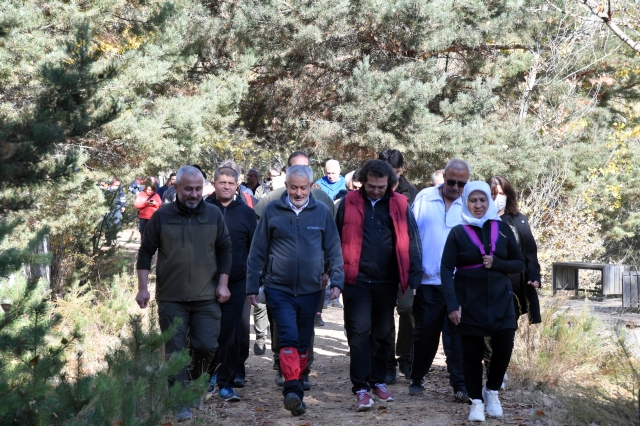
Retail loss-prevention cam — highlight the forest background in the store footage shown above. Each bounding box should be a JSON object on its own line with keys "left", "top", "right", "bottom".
{"left": 2, "top": 0, "right": 640, "bottom": 424}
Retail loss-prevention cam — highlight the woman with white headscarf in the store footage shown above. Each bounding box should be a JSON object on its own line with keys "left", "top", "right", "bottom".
{"left": 440, "top": 181, "right": 524, "bottom": 422}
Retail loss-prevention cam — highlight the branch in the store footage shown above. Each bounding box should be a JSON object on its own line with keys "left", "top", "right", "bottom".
{"left": 578, "top": 0, "right": 640, "bottom": 53}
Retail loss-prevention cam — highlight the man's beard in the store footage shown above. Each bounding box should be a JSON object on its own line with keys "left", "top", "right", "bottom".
{"left": 178, "top": 194, "right": 200, "bottom": 208}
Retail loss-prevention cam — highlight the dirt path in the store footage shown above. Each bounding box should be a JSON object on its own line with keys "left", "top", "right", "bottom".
{"left": 197, "top": 306, "right": 537, "bottom": 426}
{"left": 118, "top": 228, "right": 537, "bottom": 425}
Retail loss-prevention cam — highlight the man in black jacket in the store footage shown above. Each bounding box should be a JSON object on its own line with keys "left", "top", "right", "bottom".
{"left": 336, "top": 160, "right": 423, "bottom": 412}
{"left": 378, "top": 149, "right": 419, "bottom": 383}
{"left": 246, "top": 165, "right": 344, "bottom": 417}
{"left": 204, "top": 166, "right": 257, "bottom": 402}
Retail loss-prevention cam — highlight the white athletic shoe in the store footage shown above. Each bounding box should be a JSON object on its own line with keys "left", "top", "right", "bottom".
{"left": 482, "top": 386, "right": 503, "bottom": 417}
{"left": 468, "top": 399, "right": 485, "bottom": 422}
{"left": 500, "top": 373, "right": 508, "bottom": 390}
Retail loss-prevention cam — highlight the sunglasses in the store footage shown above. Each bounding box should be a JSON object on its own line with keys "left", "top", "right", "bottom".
{"left": 446, "top": 179, "right": 467, "bottom": 188}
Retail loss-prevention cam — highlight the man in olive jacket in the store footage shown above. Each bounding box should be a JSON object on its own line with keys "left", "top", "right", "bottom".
{"left": 246, "top": 165, "right": 344, "bottom": 417}
{"left": 136, "top": 165, "right": 233, "bottom": 422}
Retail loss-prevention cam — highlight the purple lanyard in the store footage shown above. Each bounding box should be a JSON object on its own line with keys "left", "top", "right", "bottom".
{"left": 457, "top": 221, "right": 499, "bottom": 270}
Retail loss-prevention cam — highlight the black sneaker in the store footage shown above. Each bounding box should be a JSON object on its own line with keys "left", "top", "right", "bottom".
{"left": 275, "top": 368, "right": 284, "bottom": 387}
{"left": 409, "top": 380, "right": 424, "bottom": 395}
{"left": 384, "top": 367, "right": 396, "bottom": 385}
{"left": 454, "top": 389, "right": 470, "bottom": 403}
{"left": 272, "top": 359, "right": 279, "bottom": 370}
{"left": 283, "top": 393, "right": 307, "bottom": 416}
{"left": 314, "top": 314, "right": 325, "bottom": 327}
{"left": 302, "top": 372, "right": 312, "bottom": 391}
{"left": 234, "top": 375, "right": 246, "bottom": 388}
{"left": 398, "top": 356, "right": 412, "bottom": 380}
{"left": 254, "top": 339, "right": 266, "bottom": 355}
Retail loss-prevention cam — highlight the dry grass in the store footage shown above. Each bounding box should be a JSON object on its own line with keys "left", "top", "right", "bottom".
{"left": 510, "top": 296, "right": 639, "bottom": 424}
{"left": 54, "top": 272, "right": 143, "bottom": 375}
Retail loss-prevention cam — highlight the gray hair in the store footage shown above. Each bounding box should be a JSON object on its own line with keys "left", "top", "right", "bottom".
{"left": 444, "top": 159, "right": 471, "bottom": 176}
{"left": 247, "top": 168, "right": 259, "bottom": 177}
{"left": 176, "top": 165, "right": 205, "bottom": 186}
{"left": 285, "top": 165, "right": 314, "bottom": 184}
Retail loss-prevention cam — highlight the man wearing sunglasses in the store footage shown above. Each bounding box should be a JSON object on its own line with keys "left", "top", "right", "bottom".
{"left": 408, "top": 159, "right": 470, "bottom": 403}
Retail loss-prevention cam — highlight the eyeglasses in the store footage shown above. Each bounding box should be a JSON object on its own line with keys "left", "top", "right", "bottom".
{"left": 446, "top": 179, "right": 467, "bottom": 188}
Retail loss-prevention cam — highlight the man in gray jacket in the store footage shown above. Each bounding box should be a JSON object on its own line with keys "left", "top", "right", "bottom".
{"left": 246, "top": 165, "right": 344, "bottom": 417}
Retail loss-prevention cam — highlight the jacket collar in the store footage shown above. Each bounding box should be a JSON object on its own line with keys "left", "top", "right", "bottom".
{"left": 276, "top": 189, "right": 317, "bottom": 211}
{"left": 424, "top": 184, "right": 463, "bottom": 206}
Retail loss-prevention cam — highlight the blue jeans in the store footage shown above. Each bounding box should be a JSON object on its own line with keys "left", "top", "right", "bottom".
{"left": 264, "top": 288, "right": 321, "bottom": 351}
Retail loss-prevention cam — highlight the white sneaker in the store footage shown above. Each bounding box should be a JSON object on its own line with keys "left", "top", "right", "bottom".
{"left": 468, "top": 399, "right": 485, "bottom": 422}
{"left": 500, "top": 373, "right": 507, "bottom": 390}
{"left": 482, "top": 386, "right": 503, "bottom": 417}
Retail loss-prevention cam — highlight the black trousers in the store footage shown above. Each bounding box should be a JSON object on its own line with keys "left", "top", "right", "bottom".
{"left": 388, "top": 286, "right": 415, "bottom": 367}
{"left": 158, "top": 299, "right": 220, "bottom": 388}
{"left": 212, "top": 279, "right": 246, "bottom": 389}
{"left": 237, "top": 297, "right": 251, "bottom": 379}
{"left": 343, "top": 281, "right": 397, "bottom": 393}
{"left": 461, "top": 328, "right": 515, "bottom": 400}
{"left": 410, "top": 285, "right": 465, "bottom": 391}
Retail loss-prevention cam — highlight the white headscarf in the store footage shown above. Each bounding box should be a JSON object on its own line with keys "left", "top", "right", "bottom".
{"left": 460, "top": 181, "right": 501, "bottom": 227}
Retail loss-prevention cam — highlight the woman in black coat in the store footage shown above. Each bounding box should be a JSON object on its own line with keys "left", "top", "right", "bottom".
{"left": 441, "top": 181, "right": 524, "bottom": 422}
{"left": 487, "top": 175, "right": 541, "bottom": 324}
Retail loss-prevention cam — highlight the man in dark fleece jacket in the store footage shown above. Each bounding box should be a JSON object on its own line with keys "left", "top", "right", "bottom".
{"left": 136, "top": 165, "right": 233, "bottom": 422}
{"left": 204, "top": 166, "right": 257, "bottom": 402}
{"left": 246, "top": 165, "right": 344, "bottom": 417}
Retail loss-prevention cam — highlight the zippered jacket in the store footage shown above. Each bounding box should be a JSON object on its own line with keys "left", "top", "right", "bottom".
{"left": 337, "top": 189, "right": 423, "bottom": 292}
{"left": 205, "top": 195, "right": 257, "bottom": 281}
{"left": 137, "top": 198, "right": 233, "bottom": 302}
{"left": 246, "top": 191, "right": 344, "bottom": 296}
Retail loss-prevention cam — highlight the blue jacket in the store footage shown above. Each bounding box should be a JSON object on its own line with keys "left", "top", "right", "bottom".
{"left": 315, "top": 175, "right": 347, "bottom": 200}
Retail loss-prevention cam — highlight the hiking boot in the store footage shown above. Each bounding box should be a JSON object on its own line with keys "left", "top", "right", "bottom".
{"left": 275, "top": 368, "right": 284, "bottom": 387}
{"left": 314, "top": 314, "right": 325, "bottom": 327}
{"left": 234, "top": 375, "right": 246, "bottom": 388}
{"left": 219, "top": 387, "right": 241, "bottom": 402}
{"left": 302, "top": 372, "right": 312, "bottom": 391}
{"left": 398, "top": 355, "right": 411, "bottom": 380}
{"left": 482, "top": 386, "right": 503, "bottom": 417}
{"left": 409, "top": 380, "right": 424, "bottom": 395}
{"left": 355, "top": 389, "right": 374, "bottom": 412}
{"left": 468, "top": 399, "right": 486, "bottom": 422}
{"left": 331, "top": 299, "right": 343, "bottom": 308}
{"left": 454, "top": 388, "right": 470, "bottom": 403}
{"left": 283, "top": 392, "right": 307, "bottom": 416}
{"left": 254, "top": 339, "right": 266, "bottom": 355}
{"left": 384, "top": 367, "right": 396, "bottom": 385}
{"left": 272, "top": 358, "right": 279, "bottom": 370}
{"left": 175, "top": 406, "right": 192, "bottom": 422}
{"left": 372, "top": 383, "right": 394, "bottom": 401}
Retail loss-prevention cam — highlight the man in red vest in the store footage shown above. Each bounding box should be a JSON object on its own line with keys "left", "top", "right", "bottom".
{"left": 336, "top": 159, "right": 423, "bottom": 412}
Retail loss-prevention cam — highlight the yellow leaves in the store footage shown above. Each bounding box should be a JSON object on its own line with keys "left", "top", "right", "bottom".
{"left": 93, "top": 28, "right": 148, "bottom": 59}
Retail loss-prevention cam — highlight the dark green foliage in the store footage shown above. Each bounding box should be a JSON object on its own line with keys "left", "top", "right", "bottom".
{"left": 0, "top": 279, "right": 204, "bottom": 425}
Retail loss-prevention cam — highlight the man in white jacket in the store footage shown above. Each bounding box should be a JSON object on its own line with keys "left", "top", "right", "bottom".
{"left": 409, "top": 159, "right": 470, "bottom": 403}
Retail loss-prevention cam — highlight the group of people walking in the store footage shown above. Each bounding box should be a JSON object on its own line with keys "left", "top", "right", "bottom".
{"left": 134, "top": 150, "right": 541, "bottom": 423}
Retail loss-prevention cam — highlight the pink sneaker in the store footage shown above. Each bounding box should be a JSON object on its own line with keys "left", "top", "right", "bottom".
{"left": 355, "top": 389, "right": 374, "bottom": 412}
{"left": 372, "top": 383, "right": 394, "bottom": 401}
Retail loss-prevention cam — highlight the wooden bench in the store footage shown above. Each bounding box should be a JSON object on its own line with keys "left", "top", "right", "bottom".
{"left": 552, "top": 262, "right": 630, "bottom": 297}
